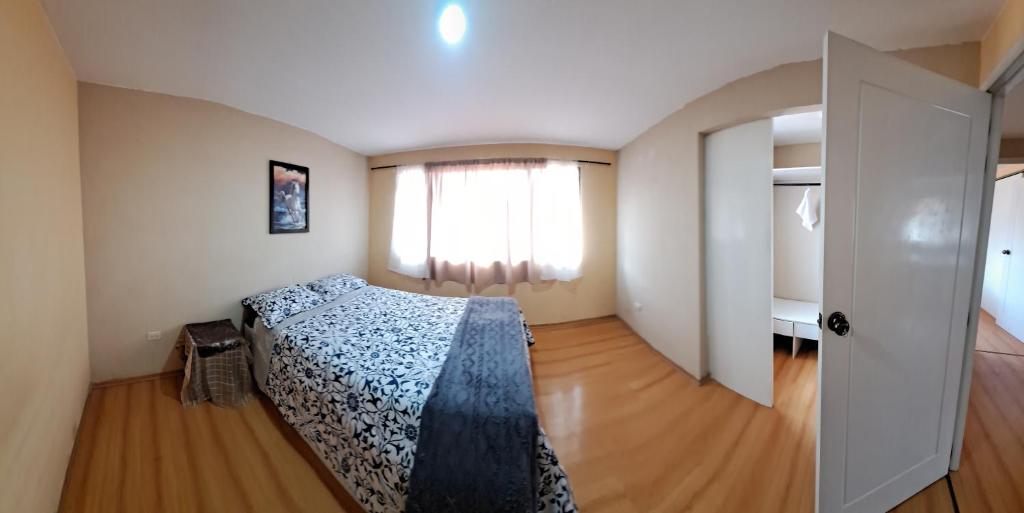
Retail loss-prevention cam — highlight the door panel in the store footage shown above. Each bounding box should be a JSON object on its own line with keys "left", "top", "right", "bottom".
{"left": 704, "top": 119, "right": 774, "bottom": 407}
{"left": 818, "top": 32, "right": 991, "bottom": 513}
{"left": 845, "top": 83, "right": 970, "bottom": 501}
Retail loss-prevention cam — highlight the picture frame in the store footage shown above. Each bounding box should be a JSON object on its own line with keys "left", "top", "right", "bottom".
{"left": 269, "top": 160, "right": 309, "bottom": 234}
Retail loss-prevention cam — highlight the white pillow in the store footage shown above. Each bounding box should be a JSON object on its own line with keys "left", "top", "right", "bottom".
{"left": 305, "top": 274, "right": 368, "bottom": 302}
{"left": 242, "top": 285, "right": 324, "bottom": 328}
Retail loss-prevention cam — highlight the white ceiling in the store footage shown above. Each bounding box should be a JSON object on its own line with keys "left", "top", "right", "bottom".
{"left": 41, "top": 0, "right": 1003, "bottom": 155}
{"left": 773, "top": 111, "right": 823, "bottom": 145}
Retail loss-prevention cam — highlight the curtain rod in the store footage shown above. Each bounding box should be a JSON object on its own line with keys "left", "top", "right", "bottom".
{"left": 369, "top": 159, "right": 611, "bottom": 171}
{"left": 774, "top": 182, "right": 821, "bottom": 186}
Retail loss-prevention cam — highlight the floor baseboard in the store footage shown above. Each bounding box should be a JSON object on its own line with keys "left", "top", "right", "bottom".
{"left": 91, "top": 369, "right": 183, "bottom": 389}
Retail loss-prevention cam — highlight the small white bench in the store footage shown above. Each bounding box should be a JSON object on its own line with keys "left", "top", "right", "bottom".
{"left": 773, "top": 298, "right": 820, "bottom": 357}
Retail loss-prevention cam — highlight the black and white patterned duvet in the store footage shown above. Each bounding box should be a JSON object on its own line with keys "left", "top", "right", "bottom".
{"left": 265, "top": 286, "right": 576, "bottom": 513}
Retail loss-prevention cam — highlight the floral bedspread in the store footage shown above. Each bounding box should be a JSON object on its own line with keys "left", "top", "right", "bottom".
{"left": 265, "top": 286, "right": 576, "bottom": 513}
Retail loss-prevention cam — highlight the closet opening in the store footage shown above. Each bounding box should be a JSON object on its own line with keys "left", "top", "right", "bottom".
{"left": 770, "top": 111, "right": 822, "bottom": 391}
{"left": 703, "top": 105, "right": 822, "bottom": 409}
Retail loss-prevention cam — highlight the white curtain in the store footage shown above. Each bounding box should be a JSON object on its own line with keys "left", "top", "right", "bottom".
{"left": 387, "top": 159, "right": 583, "bottom": 289}
{"left": 528, "top": 160, "right": 584, "bottom": 280}
{"left": 388, "top": 164, "right": 429, "bottom": 278}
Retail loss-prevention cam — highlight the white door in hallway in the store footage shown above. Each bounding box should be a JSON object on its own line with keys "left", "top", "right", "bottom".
{"left": 704, "top": 118, "right": 774, "bottom": 407}
{"left": 817, "top": 32, "right": 991, "bottom": 513}
{"left": 982, "top": 176, "right": 1020, "bottom": 317}
{"left": 997, "top": 175, "right": 1024, "bottom": 341}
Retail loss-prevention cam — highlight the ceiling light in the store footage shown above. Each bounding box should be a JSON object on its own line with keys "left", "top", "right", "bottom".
{"left": 439, "top": 5, "right": 466, "bottom": 45}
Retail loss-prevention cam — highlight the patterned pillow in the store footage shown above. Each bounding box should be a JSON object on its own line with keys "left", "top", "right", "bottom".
{"left": 242, "top": 285, "right": 325, "bottom": 328}
{"left": 305, "top": 273, "right": 368, "bottom": 301}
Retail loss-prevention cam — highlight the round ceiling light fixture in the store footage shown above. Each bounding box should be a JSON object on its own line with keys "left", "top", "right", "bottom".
{"left": 439, "top": 4, "right": 466, "bottom": 44}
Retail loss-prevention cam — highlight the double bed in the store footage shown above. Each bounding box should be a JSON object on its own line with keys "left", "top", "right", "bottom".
{"left": 241, "top": 276, "right": 576, "bottom": 513}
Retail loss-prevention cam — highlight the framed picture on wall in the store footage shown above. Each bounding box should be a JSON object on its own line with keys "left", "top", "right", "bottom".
{"left": 269, "top": 160, "right": 309, "bottom": 234}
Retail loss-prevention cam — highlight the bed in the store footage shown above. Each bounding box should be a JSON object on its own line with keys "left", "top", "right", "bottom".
{"left": 241, "top": 279, "right": 576, "bottom": 513}
{"left": 772, "top": 297, "right": 820, "bottom": 357}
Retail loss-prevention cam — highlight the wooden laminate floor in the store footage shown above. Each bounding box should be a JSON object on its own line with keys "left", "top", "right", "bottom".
{"left": 60, "top": 315, "right": 1023, "bottom": 512}
{"left": 532, "top": 319, "right": 819, "bottom": 513}
{"left": 975, "top": 309, "right": 1024, "bottom": 356}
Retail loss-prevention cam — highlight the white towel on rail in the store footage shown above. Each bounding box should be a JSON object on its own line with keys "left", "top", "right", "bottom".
{"left": 795, "top": 187, "right": 818, "bottom": 231}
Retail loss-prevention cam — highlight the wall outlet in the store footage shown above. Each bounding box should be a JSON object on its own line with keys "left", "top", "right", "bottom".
{"left": 633, "top": 302, "right": 643, "bottom": 312}
{"left": 146, "top": 330, "right": 162, "bottom": 341}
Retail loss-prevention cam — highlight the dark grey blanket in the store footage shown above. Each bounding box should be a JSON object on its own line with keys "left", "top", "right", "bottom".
{"left": 406, "top": 296, "right": 539, "bottom": 513}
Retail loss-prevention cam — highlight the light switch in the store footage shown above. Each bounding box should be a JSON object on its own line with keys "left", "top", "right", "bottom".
{"left": 146, "top": 330, "right": 161, "bottom": 341}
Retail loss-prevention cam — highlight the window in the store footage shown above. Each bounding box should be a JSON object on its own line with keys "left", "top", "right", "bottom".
{"left": 388, "top": 159, "right": 583, "bottom": 290}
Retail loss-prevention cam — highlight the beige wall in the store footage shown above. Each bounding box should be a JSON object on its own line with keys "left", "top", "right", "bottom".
{"left": 1001, "top": 137, "right": 1024, "bottom": 158}
{"left": 79, "top": 83, "right": 368, "bottom": 382}
{"left": 773, "top": 143, "right": 821, "bottom": 168}
{"left": 1000, "top": 137, "right": 1024, "bottom": 160}
{"left": 617, "top": 43, "right": 980, "bottom": 379}
{"left": 0, "top": 1, "right": 91, "bottom": 511}
{"left": 367, "top": 144, "right": 617, "bottom": 325}
{"left": 772, "top": 145, "right": 822, "bottom": 302}
{"left": 774, "top": 186, "right": 823, "bottom": 303}
{"left": 980, "top": 0, "right": 1024, "bottom": 86}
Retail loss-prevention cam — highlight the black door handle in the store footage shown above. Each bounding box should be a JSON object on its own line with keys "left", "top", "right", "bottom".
{"left": 1003, "top": 249, "right": 1012, "bottom": 255}
{"left": 827, "top": 312, "right": 850, "bottom": 336}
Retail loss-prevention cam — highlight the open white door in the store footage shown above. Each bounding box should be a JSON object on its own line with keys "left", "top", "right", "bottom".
{"left": 817, "top": 32, "right": 991, "bottom": 513}
{"left": 705, "top": 119, "right": 774, "bottom": 407}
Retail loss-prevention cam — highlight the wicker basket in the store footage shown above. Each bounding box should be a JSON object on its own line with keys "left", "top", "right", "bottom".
{"left": 180, "top": 319, "right": 253, "bottom": 408}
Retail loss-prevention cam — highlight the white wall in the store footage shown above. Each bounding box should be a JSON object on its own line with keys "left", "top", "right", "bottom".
{"left": 79, "top": 83, "right": 369, "bottom": 382}
{"left": 774, "top": 186, "right": 823, "bottom": 302}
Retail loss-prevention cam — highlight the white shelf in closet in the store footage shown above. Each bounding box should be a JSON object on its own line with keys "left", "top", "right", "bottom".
{"left": 772, "top": 166, "right": 821, "bottom": 184}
